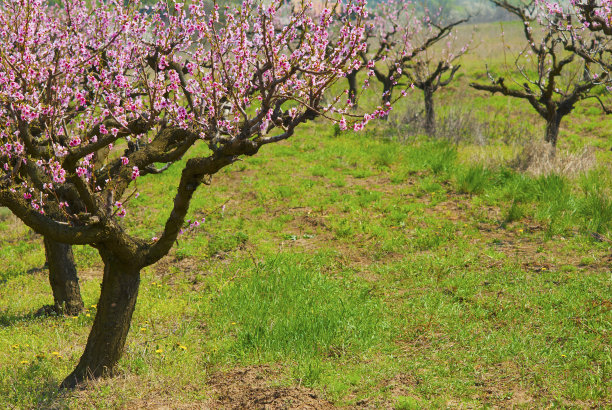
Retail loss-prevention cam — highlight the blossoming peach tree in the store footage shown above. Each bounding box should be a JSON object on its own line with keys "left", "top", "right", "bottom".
{"left": 541, "top": 0, "right": 611, "bottom": 76}
{"left": 363, "top": 0, "right": 467, "bottom": 111}
{"left": 471, "top": 0, "right": 610, "bottom": 148}
{"left": 0, "top": 0, "right": 389, "bottom": 388}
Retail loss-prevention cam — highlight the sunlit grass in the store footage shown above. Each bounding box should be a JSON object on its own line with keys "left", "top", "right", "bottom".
{"left": 0, "top": 20, "right": 611, "bottom": 407}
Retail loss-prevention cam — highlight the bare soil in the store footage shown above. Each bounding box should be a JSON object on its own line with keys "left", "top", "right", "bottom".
{"left": 205, "top": 366, "right": 335, "bottom": 409}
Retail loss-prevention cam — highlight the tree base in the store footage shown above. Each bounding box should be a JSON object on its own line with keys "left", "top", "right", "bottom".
{"left": 61, "top": 247, "right": 141, "bottom": 389}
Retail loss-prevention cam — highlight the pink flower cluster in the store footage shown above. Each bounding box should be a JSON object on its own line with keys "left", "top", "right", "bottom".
{"left": 0, "top": 0, "right": 382, "bottom": 219}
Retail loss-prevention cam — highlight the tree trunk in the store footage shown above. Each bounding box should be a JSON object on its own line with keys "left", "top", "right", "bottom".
{"left": 346, "top": 70, "right": 358, "bottom": 106}
{"left": 44, "top": 237, "right": 84, "bottom": 316}
{"left": 424, "top": 86, "right": 435, "bottom": 136}
{"left": 381, "top": 82, "right": 393, "bottom": 120}
{"left": 61, "top": 248, "right": 141, "bottom": 389}
{"left": 544, "top": 112, "right": 561, "bottom": 148}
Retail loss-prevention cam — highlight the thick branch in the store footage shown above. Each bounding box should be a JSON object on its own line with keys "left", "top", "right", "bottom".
{"left": 0, "top": 190, "right": 105, "bottom": 244}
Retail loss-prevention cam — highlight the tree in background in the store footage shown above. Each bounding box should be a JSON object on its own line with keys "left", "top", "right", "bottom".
{"left": 0, "top": 0, "right": 393, "bottom": 388}
{"left": 365, "top": 0, "right": 467, "bottom": 113}
{"left": 43, "top": 238, "right": 84, "bottom": 315}
{"left": 470, "top": 0, "right": 610, "bottom": 148}
{"left": 404, "top": 31, "right": 471, "bottom": 135}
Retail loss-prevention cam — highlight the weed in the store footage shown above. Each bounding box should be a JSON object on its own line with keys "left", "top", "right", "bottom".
{"left": 579, "top": 189, "right": 612, "bottom": 234}
{"left": 374, "top": 143, "right": 399, "bottom": 168}
{"left": 503, "top": 200, "right": 525, "bottom": 225}
{"left": 425, "top": 141, "right": 457, "bottom": 175}
{"left": 457, "top": 165, "right": 491, "bottom": 195}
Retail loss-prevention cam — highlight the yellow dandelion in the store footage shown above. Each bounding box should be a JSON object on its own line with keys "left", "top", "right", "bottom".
{"left": 71, "top": 316, "right": 78, "bottom": 319}
{"left": 152, "top": 281, "right": 157, "bottom": 285}
{"left": 179, "top": 345, "right": 187, "bottom": 351}
{"left": 231, "top": 322, "right": 237, "bottom": 325}
{"left": 86, "top": 313, "right": 91, "bottom": 318}
{"left": 518, "top": 229, "right": 523, "bottom": 233}
{"left": 91, "top": 304, "right": 97, "bottom": 309}
{"left": 157, "top": 284, "right": 162, "bottom": 288}
{"left": 51, "top": 351, "right": 60, "bottom": 356}
{"left": 20, "top": 360, "right": 29, "bottom": 365}
{"left": 561, "top": 354, "right": 566, "bottom": 357}
{"left": 11, "top": 344, "right": 19, "bottom": 349}
{"left": 155, "top": 349, "right": 163, "bottom": 354}
{"left": 140, "top": 327, "right": 147, "bottom": 332}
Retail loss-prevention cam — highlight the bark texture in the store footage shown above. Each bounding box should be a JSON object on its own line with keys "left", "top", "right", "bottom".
{"left": 44, "top": 237, "right": 84, "bottom": 316}
{"left": 346, "top": 70, "right": 358, "bottom": 106}
{"left": 423, "top": 86, "right": 435, "bottom": 136}
{"left": 61, "top": 248, "right": 140, "bottom": 388}
{"left": 544, "top": 113, "right": 561, "bottom": 148}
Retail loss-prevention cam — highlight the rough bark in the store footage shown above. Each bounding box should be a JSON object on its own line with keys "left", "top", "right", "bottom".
{"left": 346, "top": 70, "right": 358, "bottom": 106}
{"left": 544, "top": 112, "right": 561, "bottom": 148}
{"left": 61, "top": 247, "right": 140, "bottom": 388}
{"left": 423, "top": 86, "right": 435, "bottom": 136}
{"left": 44, "top": 237, "right": 84, "bottom": 316}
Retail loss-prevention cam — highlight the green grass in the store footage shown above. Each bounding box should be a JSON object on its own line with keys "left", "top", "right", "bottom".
{"left": 1, "top": 21, "right": 611, "bottom": 407}
{"left": 209, "top": 254, "right": 388, "bottom": 364}
{"left": 1, "top": 128, "right": 609, "bottom": 408}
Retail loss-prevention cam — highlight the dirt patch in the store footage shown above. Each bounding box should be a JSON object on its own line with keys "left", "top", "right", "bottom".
{"left": 117, "top": 399, "right": 206, "bottom": 409}
{"left": 78, "top": 266, "right": 103, "bottom": 281}
{"left": 473, "top": 361, "right": 535, "bottom": 408}
{"left": 384, "top": 373, "right": 419, "bottom": 397}
{"left": 206, "top": 366, "right": 334, "bottom": 409}
{"left": 153, "top": 255, "right": 203, "bottom": 278}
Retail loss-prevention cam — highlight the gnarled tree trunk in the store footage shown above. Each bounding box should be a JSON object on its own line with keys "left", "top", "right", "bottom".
{"left": 61, "top": 247, "right": 140, "bottom": 388}
{"left": 544, "top": 112, "right": 561, "bottom": 148}
{"left": 44, "top": 237, "right": 84, "bottom": 316}
{"left": 423, "top": 85, "right": 435, "bottom": 136}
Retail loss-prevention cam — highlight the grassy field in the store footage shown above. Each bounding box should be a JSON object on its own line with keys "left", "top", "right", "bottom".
{"left": 1, "top": 21, "right": 611, "bottom": 409}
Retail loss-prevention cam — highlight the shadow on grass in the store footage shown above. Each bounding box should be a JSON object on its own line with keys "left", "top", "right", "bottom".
{"left": 0, "top": 359, "right": 70, "bottom": 407}
{"left": 0, "top": 306, "right": 58, "bottom": 328}
{"left": 0, "top": 263, "right": 47, "bottom": 285}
